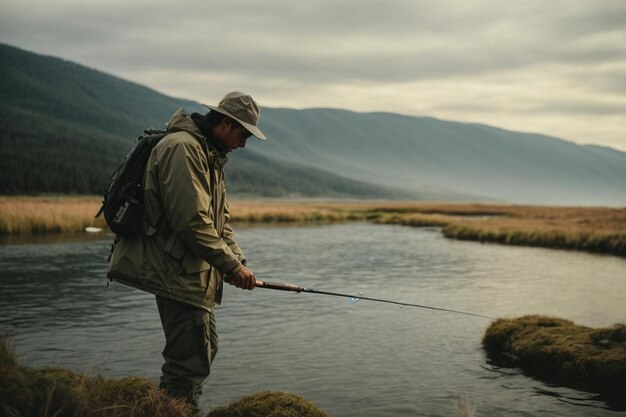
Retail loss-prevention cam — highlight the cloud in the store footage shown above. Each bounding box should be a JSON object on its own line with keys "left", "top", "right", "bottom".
{"left": 0, "top": 0, "right": 624, "bottom": 150}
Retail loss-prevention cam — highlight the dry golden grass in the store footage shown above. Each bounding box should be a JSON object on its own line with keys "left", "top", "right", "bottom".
{"left": 0, "top": 196, "right": 106, "bottom": 235}
{"left": 0, "top": 197, "right": 370, "bottom": 235}
{"left": 2, "top": 197, "right": 625, "bottom": 256}
{"left": 442, "top": 207, "right": 626, "bottom": 256}
{"left": 373, "top": 204, "right": 626, "bottom": 257}
{"left": 228, "top": 200, "right": 363, "bottom": 223}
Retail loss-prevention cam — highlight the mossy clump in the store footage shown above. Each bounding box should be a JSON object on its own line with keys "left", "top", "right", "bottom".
{"left": 207, "top": 391, "right": 329, "bottom": 417}
{"left": 0, "top": 338, "right": 194, "bottom": 417}
{"left": 1, "top": 340, "right": 332, "bottom": 417}
{"left": 483, "top": 315, "right": 626, "bottom": 395}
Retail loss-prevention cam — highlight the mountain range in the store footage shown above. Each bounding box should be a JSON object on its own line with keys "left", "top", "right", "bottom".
{"left": 1, "top": 42, "right": 625, "bottom": 205}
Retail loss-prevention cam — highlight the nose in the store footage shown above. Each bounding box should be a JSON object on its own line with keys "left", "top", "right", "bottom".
{"left": 240, "top": 137, "right": 247, "bottom": 149}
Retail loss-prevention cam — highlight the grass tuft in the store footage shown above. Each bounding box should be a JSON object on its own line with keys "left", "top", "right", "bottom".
{"left": 483, "top": 315, "right": 626, "bottom": 398}
{"left": 0, "top": 338, "right": 194, "bottom": 417}
{"left": 207, "top": 391, "right": 328, "bottom": 417}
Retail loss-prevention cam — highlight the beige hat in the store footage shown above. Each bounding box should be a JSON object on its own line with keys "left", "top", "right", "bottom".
{"left": 203, "top": 91, "right": 267, "bottom": 140}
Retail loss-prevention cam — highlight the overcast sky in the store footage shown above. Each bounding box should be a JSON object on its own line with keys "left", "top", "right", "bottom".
{"left": 2, "top": 0, "right": 625, "bottom": 150}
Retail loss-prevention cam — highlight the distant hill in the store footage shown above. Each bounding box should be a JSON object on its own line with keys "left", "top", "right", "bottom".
{"left": 2, "top": 42, "right": 625, "bottom": 204}
{"left": 0, "top": 43, "right": 402, "bottom": 198}
{"left": 255, "top": 108, "right": 626, "bottom": 205}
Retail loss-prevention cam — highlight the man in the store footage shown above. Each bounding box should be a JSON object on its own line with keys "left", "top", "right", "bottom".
{"left": 107, "top": 91, "right": 267, "bottom": 407}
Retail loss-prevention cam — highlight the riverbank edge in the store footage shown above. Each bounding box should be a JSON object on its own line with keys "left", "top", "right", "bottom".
{"left": 0, "top": 338, "right": 328, "bottom": 417}
{"left": 1, "top": 196, "right": 625, "bottom": 258}
{"left": 482, "top": 315, "right": 626, "bottom": 402}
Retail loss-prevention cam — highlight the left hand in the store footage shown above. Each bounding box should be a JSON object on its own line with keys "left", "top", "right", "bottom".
{"left": 224, "top": 265, "right": 256, "bottom": 290}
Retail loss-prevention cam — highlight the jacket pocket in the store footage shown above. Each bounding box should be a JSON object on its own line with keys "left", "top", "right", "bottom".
{"left": 163, "top": 232, "right": 210, "bottom": 274}
{"left": 161, "top": 233, "right": 185, "bottom": 276}
{"left": 163, "top": 232, "right": 186, "bottom": 260}
{"left": 184, "top": 253, "right": 211, "bottom": 291}
{"left": 163, "top": 231, "right": 211, "bottom": 290}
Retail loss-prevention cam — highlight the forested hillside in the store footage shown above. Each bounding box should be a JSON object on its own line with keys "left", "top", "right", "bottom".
{"left": 0, "top": 106, "right": 124, "bottom": 193}
{"left": 0, "top": 43, "right": 403, "bottom": 198}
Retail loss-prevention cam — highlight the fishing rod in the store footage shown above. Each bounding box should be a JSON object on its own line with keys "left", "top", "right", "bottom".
{"left": 255, "top": 280, "right": 493, "bottom": 320}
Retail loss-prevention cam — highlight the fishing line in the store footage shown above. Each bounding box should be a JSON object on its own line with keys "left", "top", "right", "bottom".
{"left": 255, "top": 280, "right": 493, "bottom": 320}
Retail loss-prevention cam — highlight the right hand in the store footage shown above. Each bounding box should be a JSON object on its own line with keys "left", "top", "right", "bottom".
{"left": 225, "top": 265, "right": 256, "bottom": 290}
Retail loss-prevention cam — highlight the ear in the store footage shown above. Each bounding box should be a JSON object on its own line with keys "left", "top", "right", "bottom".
{"left": 227, "top": 117, "right": 241, "bottom": 130}
{"left": 215, "top": 117, "right": 231, "bottom": 133}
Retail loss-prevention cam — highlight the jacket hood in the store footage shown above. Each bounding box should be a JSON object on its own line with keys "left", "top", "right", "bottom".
{"left": 166, "top": 108, "right": 203, "bottom": 138}
{"left": 166, "top": 109, "right": 229, "bottom": 159}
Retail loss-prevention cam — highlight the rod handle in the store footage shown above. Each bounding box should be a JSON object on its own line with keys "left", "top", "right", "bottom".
{"left": 255, "top": 280, "right": 303, "bottom": 292}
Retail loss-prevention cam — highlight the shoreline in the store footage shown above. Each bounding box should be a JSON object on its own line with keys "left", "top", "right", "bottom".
{"left": 4, "top": 314, "right": 624, "bottom": 415}
{"left": 1, "top": 196, "right": 625, "bottom": 257}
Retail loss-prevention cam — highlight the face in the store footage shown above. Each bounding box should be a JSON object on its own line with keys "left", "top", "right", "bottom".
{"left": 215, "top": 119, "right": 251, "bottom": 152}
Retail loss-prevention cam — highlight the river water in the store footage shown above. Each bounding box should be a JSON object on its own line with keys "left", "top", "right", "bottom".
{"left": 1, "top": 223, "right": 625, "bottom": 416}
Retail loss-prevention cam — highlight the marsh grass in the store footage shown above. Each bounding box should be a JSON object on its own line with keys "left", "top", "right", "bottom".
{"left": 373, "top": 212, "right": 455, "bottom": 227}
{"left": 0, "top": 196, "right": 106, "bottom": 235}
{"left": 374, "top": 204, "right": 626, "bottom": 257}
{"left": 440, "top": 207, "right": 626, "bottom": 256}
{"left": 2, "top": 197, "right": 625, "bottom": 257}
{"left": 483, "top": 315, "right": 626, "bottom": 401}
{"left": 228, "top": 200, "right": 364, "bottom": 223}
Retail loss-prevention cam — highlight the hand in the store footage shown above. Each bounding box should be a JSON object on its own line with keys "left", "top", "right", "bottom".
{"left": 225, "top": 265, "right": 256, "bottom": 290}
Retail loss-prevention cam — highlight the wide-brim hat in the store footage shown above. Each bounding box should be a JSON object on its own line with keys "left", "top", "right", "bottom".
{"left": 203, "top": 91, "right": 267, "bottom": 140}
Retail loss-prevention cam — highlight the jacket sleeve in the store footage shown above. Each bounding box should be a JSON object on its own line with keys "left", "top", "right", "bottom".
{"left": 156, "top": 139, "right": 242, "bottom": 275}
{"left": 223, "top": 196, "right": 246, "bottom": 264}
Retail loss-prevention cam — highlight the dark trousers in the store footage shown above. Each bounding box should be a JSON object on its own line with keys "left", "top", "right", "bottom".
{"left": 156, "top": 296, "right": 217, "bottom": 407}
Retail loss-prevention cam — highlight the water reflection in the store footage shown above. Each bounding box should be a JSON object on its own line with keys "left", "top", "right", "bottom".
{"left": 484, "top": 349, "right": 626, "bottom": 411}
{"left": 1, "top": 223, "right": 625, "bottom": 416}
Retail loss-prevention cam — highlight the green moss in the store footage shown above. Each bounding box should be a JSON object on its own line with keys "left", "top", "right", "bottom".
{"left": 207, "top": 391, "right": 328, "bottom": 417}
{"left": 0, "top": 338, "right": 194, "bottom": 417}
{"left": 483, "top": 315, "right": 626, "bottom": 395}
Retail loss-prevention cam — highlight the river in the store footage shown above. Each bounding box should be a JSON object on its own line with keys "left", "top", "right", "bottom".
{"left": 1, "top": 223, "right": 625, "bottom": 416}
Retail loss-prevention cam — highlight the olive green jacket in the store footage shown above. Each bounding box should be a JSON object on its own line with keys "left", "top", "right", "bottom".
{"left": 107, "top": 109, "right": 245, "bottom": 311}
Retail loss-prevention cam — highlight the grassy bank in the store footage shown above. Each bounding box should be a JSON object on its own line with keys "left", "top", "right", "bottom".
{"left": 0, "top": 197, "right": 372, "bottom": 235}
{"left": 373, "top": 204, "right": 626, "bottom": 257}
{"left": 2, "top": 196, "right": 625, "bottom": 257}
{"left": 0, "top": 338, "right": 194, "bottom": 417}
{"left": 227, "top": 200, "right": 373, "bottom": 223}
{"left": 482, "top": 315, "right": 626, "bottom": 402}
{"left": 0, "top": 338, "right": 329, "bottom": 417}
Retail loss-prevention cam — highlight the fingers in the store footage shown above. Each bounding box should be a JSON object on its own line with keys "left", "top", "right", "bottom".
{"left": 225, "top": 267, "right": 256, "bottom": 290}
{"left": 243, "top": 267, "right": 256, "bottom": 290}
{"left": 243, "top": 272, "right": 256, "bottom": 290}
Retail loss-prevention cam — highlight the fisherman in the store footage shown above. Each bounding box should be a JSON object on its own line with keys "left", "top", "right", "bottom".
{"left": 107, "top": 91, "right": 267, "bottom": 408}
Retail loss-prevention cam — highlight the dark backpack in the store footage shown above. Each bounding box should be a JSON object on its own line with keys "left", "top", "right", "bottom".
{"left": 96, "top": 129, "right": 168, "bottom": 236}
